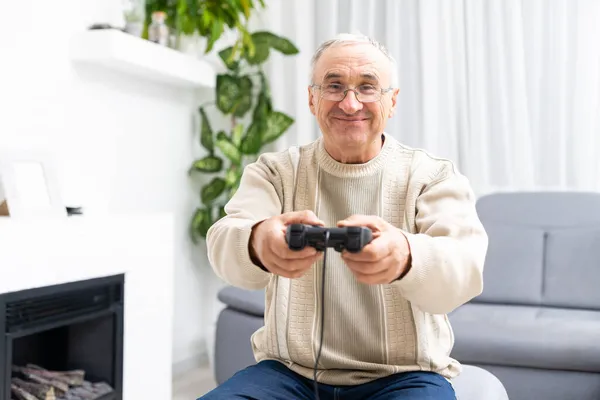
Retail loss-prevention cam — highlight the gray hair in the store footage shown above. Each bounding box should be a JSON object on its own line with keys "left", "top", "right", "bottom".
{"left": 310, "top": 33, "right": 399, "bottom": 87}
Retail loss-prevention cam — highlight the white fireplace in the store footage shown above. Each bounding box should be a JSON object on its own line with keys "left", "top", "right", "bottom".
{"left": 0, "top": 214, "right": 174, "bottom": 399}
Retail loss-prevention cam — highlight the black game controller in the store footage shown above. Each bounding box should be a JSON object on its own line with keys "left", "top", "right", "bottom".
{"left": 286, "top": 224, "right": 373, "bottom": 253}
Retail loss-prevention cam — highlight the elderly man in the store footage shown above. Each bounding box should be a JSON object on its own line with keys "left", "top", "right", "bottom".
{"left": 201, "top": 33, "right": 488, "bottom": 400}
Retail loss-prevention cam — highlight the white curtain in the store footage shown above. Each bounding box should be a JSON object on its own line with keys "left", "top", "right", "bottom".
{"left": 255, "top": 0, "right": 600, "bottom": 195}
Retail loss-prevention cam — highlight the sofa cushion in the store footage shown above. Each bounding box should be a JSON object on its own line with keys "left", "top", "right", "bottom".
{"left": 543, "top": 227, "right": 600, "bottom": 310}
{"left": 218, "top": 286, "right": 265, "bottom": 317}
{"left": 476, "top": 192, "right": 600, "bottom": 227}
{"left": 451, "top": 365, "right": 508, "bottom": 400}
{"left": 449, "top": 303, "right": 600, "bottom": 372}
{"left": 474, "top": 224, "right": 545, "bottom": 305}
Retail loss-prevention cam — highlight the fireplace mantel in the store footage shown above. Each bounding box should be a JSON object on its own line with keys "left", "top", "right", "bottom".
{"left": 0, "top": 214, "right": 174, "bottom": 399}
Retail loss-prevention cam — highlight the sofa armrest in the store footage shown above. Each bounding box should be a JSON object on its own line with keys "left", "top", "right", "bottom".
{"left": 218, "top": 286, "right": 265, "bottom": 317}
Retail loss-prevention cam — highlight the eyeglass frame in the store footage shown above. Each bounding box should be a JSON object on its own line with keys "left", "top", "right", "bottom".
{"left": 309, "top": 83, "right": 394, "bottom": 103}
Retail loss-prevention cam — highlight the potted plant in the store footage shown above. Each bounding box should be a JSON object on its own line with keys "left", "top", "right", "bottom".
{"left": 189, "top": 29, "right": 299, "bottom": 243}
{"left": 138, "top": 1, "right": 298, "bottom": 241}
{"left": 143, "top": 0, "right": 267, "bottom": 54}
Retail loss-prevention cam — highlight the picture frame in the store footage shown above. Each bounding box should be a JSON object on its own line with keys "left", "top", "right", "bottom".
{"left": 0, "top": 149, "right": 67, "bottom": 218}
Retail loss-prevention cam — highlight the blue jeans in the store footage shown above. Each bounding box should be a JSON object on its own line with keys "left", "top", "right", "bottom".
{"left": 198, "top": 360, "right": 456, "bottom": 400}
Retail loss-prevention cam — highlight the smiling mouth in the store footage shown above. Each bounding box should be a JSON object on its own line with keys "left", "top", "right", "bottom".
{"left": 333, "top": 117, "right": 368, "bottom": 121}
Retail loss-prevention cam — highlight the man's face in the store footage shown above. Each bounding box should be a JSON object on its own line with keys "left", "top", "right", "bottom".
{"left": 308, "top": 43, "right": 399, "bottom": 156}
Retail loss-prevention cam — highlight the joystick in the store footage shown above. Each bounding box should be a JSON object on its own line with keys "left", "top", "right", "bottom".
{"left": 285, "top": 224, "right": 373, "bottom": 253}
{"left": 285, "top": 223, "right": 373, "bottom": 400}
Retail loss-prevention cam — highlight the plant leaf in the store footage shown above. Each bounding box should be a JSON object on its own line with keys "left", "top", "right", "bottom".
{"left": 218, "top": 46, "right": 239, "bottom": 71}
{"left": 231, "top": 123, "right": 244, "bottom": 147}
{"left": 240, "top": 0, "right": 251, "bottom": 18}
{"left": 262, "top": 111, "right": 294, "bottom": 144}
{"left": 199, "top": 107, "right": 214, "bottom": 153}
{"left": 251, "top": 31, "right": 299, "bottom": 55}
{"left": 205, "top": 18, "right": 224, "bottom": 53}
{"left": 245, "top": 36, "right": 270, "bottom": 65}
{"left": 201, "top": 177, "right": 227, "bottom": 205}
{"left": 216, "top": 74, "right": 237, "bottom": 114}
{"left": 180, "top": 14, "right": 196, "bottom": 35}
{"left": 253, "top": 88, "right": 272, "bottom": 121}
{"left": 224, "top": 165, "right": 241, "bottom": 187}
{"left": 215, "top": 131, "right": 242, "bottom": 164}
{"left": 241, "top": 28, "right": 255, "bottom": 58}
{"left": 218, "top": 206, "right": 227, "bottom": 220}
{"left": 198, "top": 7, "right": 213, "bottom": 36}
{"left": 190, "top": 208, "right": 203, "bottom": 244}
{"left": 239, "top": 122, "right": 263, "bottom": 154}
{"left": 190, "top": 207, "right": 212, "bottom": 242}
{"left": 191, "top": 155, "right": 223, "bottom": 173}
{"left": 218, "top": 0, "right": 239, "bottom": 27}
{"left": 270, "top": 35, "right": 299, "bottom": 55}
{"left": 216, "top": 74, "right": 253, "bottom": 117}
{"left": 199, "top": 214, "right": 213, "bottom": 237}
{"left": 234, "top": 76, "right": 253, "bottom": 117}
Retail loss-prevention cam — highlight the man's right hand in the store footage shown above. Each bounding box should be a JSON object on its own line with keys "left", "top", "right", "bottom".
{"left": 250, "top": 210, "right": 324, "bottom": 279}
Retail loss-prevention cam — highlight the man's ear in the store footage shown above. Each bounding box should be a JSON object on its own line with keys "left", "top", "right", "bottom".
{"left": 389, "top": 88, "right": 400, "bottom": 118}
{"left": 308, "top": 86, "right": 316, "bottom": 116}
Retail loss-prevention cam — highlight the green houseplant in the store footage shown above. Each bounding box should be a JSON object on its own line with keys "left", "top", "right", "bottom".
{"left": 143, "top": 0, "right": 267, "bottom": 54}
{"left": 189, "top": 33, "right": 299, "bottom": 243}
{"left": 173, "top": 8, "right": 299, "bottom": 243}
{"left": 141, "top": 1, "right": 299, "bottom": 243}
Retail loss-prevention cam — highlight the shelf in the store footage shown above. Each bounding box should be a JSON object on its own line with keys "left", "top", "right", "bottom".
{"left": 69, "top": 29, "right": 216, "bottom": 89}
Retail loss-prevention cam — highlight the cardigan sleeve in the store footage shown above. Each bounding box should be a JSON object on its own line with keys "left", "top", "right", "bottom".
{"left": 206, "top": 158, "right": 283, "bottom": 290}
{"left": 394, "top": 163, "right": 488, "bottom": 314}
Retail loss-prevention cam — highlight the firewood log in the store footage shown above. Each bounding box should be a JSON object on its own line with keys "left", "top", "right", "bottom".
{"left": 26, "top": 364, "right": 85, "bottom": 386}
{"left": 10, "top": 383, "right": 38, "bottom": 400}
{"left": 22, "top": 373, "right": 68, "bottom": 397}
{"left": 11, "top": 378, "right": 56, "bottom": 400}
{"left": 23, "top": 364, "right": 44, "bottom": 370}
{"left": 15, "top": 365, "right": 85, "bottom": 386}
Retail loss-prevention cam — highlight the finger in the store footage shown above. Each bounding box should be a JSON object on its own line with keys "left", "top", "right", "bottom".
{"left": 279, "top": 245, "right": 321, "bottom": 260}
{"left": 344, "top": 258, "right": 389, "bottom": 276}
{"left": 342, "top": 237, "right": 391, "bottom": 262}
{"left": 270, "top": 234, "right": 321, "bottom": 259}
{"left": 289, "top": 253, "right": 323, "bottom": 270}
{"left": 353, "top": 267, "right": 397, "bottom": 285}
{"left": 283, "top": 246, "right": 321, "bottom": 259}
{"left": 265, "top": 254, "right": 322, "bottom": 278}
{"left": 269, "top": 246, "right": 323, "bottom": 269}
{"left": 260, "top": 223, "right": 316, "bottom": 259}
{"left": 281, "top": 210, "right": 324, "bottom": 226}
{"left": 264, "top": 256, "right": 304, "bottom": 276}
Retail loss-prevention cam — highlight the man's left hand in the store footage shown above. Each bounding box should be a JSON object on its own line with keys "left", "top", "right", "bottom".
{"left": 337, "top": 215, "right": 411, "bottom": 285}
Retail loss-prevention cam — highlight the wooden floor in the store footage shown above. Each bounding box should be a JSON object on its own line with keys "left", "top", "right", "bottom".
{"left": 173, "top": 364, "right": 217, "bottom": 400}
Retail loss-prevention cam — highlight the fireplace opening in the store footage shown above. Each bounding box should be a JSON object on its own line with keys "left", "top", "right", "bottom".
{"left": 0, "top": 275, "right": 124, "bottom": 400}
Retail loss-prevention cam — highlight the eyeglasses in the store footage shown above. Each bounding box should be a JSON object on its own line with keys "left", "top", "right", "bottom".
{"left": 310, "top": 83, "right": 393, "bottom": 103}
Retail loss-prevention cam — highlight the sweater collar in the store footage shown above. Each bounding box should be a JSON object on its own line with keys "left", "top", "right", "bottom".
{"left": 315, "top": 132, "right": 393, "bottom": 178}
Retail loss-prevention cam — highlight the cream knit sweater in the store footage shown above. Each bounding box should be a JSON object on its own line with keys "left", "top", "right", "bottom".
{"left": 206, "top": 133, "right": 488, "bottom": 386}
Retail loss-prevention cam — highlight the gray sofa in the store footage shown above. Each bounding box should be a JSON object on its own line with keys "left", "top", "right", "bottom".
{"left": 448, "top": 191, "right": 600, "bottom": 400}
{"left": 214, "top": 286, "right": 508, "bottom": 399}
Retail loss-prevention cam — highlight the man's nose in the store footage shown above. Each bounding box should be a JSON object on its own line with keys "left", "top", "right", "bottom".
{"left": 338, "top": 90, "right": 363, "bottom": 114}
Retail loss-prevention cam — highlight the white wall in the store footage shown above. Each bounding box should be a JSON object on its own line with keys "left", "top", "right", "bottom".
{"left": 0, "top": 0, "right": 223, "bottom": 375}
